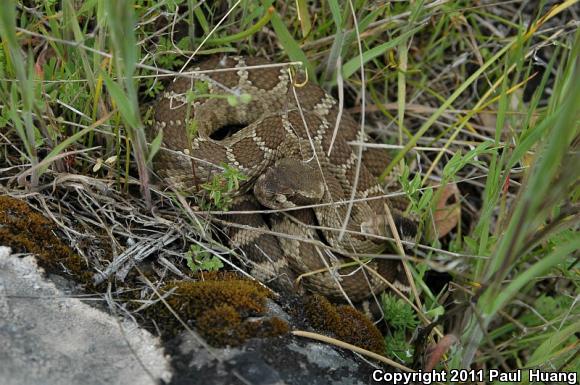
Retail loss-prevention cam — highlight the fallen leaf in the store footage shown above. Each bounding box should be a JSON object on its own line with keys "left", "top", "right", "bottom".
{"left": 424, "top": 334, "right": 459, "bottom": 371}
{"left": 429, "top": 183, "right": 461, "bottom": 240}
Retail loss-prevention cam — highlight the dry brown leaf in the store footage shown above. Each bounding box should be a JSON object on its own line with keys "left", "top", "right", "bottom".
{"left": 429, "top": 183, "right": 461, "bottom": 240}
{"left": 424, "top": 334, "right": 459, "bottom": 371}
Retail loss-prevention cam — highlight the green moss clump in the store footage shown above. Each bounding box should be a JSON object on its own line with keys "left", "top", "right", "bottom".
{"left": 0, "top": 195, "right": 95, "bottom": 287}
{"left": 304, "top": 294, "right": 385, "bottom": 354}
{"left": 149, "top": 272, "right": 289, "bottom": 346}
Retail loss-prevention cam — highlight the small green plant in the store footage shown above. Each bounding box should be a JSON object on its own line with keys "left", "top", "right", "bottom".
{"left": 399, "top": 162, "right": 433, "bottom": 218}
{"left": 186, "top": 79, "right": 252, "bottom": 107}
{"left": 190, "top": 80, "right": 210, "bottom": 99}
{"left": 226, "top": 92, "right": 252, "bottom": 107}
{"left": 156, "top": 36, "right": 186, "bottom": 69}
{"left": 200, "top": 163, "right": 248, "bottom": 210}
{"left": 384, "top": 329, "right": 413, "bottom": 364}
{"left": 184, "top": 244, "right": 224, "bottom": 273}
{"left": 441, "top": 141, "right": 494, "bottom": 182}
{"left": 400, "top": 141, "right": 495, "bottom": 219}
{"left": 381, "top": 292, "right": 419, "bottom": 364}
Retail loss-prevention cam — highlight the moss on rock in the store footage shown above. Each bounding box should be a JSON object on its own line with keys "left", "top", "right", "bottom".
{"left": 304, "top": 294, "right": 385, "bottom": 354}
{"left": 148, "top": 272, "right": 289, "bottom": 346}
{"left": 0, "top": 195, "right": 95, "bottom": 287}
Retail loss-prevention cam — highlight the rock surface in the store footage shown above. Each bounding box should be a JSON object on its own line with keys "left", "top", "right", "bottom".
{"left": 0, "top": 246, "right": 172, "bottom": 385}
{"left": 0, "top": 245, "right": 394, "bottom": 385}
{"left": 167, "top": 332, "right": 386, "bottom": 385}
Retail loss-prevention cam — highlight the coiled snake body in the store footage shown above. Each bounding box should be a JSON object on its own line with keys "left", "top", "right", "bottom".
{"left": 149, "top": 56, "right": 414, "bottom": 301}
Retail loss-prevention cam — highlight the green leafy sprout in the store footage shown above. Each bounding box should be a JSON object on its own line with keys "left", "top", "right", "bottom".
{"left": 184, "top": 244, "right": 224, "bottom": 274}
{"left": 200, "top": 163, "right": 248, "bottom": 210}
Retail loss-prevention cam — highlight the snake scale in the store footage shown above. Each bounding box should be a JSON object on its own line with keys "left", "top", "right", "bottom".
{"left": 149, "top": 56, "right": 415, "bottom": 302}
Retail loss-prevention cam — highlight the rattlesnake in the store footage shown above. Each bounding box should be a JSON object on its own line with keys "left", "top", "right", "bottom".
{"left": 149, "top": 56, "right": 415, "bottom": 301}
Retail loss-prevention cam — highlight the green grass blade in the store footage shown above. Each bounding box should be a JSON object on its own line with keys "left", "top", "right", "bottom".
{"left": 205, "top": 6, "right": 274, "bottom": 46}
{"left": 379, "top": 39, "right": 514, "bottom": 181}
{"left": 341, "top": 25, "right": 424, "bottom": 81}
{"left": 269, "top": 11, "right": 312, "bottom": 79}
{"left": 104, "top": 0, "right": 150, "bottom": 205}
{"left": 525, "top": 320, "right": 580, "bottom": 370}
{"left": 492, "top": 237, "right": 580, "bottom": 315}
{"left": 0, "top": 2, "right": 39, "bottom": 184}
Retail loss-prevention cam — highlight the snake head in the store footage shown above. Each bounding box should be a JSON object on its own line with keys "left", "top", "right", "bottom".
{"left": 254, "top": 158, "right": 324, "bottom": 210}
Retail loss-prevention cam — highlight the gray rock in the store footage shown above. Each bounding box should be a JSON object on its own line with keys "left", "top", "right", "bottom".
{"left": 0, "top": 245, "right": 395, "bottom": 385}
{"left": 166, "top": 331, "right": 388, "bottom": 385}
{"left": 0, "top": 246, "right": 172, "bottom": 385}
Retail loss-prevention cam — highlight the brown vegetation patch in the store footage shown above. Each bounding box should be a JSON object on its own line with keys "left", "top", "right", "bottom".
{"left": 304, "top": 294, "right": 385, "bottom": 354}
{"left": 146, "top": 272, "right": 289, "bottom": 346}
{"left": 0, "top": 195, "right": 95, "bottom": 287}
